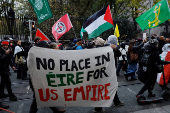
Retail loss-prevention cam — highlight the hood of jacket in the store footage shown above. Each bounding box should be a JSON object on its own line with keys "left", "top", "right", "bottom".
{"left": 144, "top": 44, "right": 158, "bottom": 53}
{"left": 162, "top": 44, "right": 170, "bottom": 52}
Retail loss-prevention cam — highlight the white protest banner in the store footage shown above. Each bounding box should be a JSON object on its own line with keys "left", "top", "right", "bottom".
{"left": 27, "top": 46, "right": 118, "bottom": 108}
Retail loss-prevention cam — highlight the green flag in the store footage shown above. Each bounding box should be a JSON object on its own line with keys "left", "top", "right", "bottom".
{"left": 28, "top": 0, "right": 53, "bottom": 23}
{"left": 136, "top": 0, "right": 170, "bottom": 31}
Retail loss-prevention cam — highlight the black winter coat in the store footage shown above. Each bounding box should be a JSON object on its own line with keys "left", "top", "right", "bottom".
{"left": 158, "top": 40, "right": 166, "bottom": 54}
{"left": 0, "top": 48, "right": 14, "bottom": 74}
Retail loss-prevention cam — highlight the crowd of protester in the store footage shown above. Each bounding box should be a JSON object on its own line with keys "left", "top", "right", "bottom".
{"left": 0, "top": 33, "right": 170, "bottom": 113}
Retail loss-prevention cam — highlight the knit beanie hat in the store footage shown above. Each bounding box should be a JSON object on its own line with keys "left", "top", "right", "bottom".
{"left": 107, "top": 35, "right": 117, "bottom": 46}
{"left": 2, "top": 41, "right": 9, "bottom": 45}
{"left": 149, "top": 39, "right": 159, "bottom": 46}
{"left": 73, "top": 39, "right": 77, "bottom": 43}
{"left": 95, "top": 37, "right": 105, "bottom": 46}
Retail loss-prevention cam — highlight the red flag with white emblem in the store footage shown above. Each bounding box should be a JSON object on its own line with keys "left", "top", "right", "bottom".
{"left": 52, "top": 14, "right": 73, "bottom": 40}
{"left": 36, "top": 28, "right": 50, "bottom": 41}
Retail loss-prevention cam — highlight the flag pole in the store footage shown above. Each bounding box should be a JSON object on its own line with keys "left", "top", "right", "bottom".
{"left": 149, "top": 0, "right": 153, "bottom": 39}
{"left": 56, "top": 31, "right": 59, "bottom": 41}
{"left": 72, "top": 27, "right": 77, "bottom": 39}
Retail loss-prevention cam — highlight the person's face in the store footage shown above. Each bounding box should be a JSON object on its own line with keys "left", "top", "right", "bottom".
{"left": 10, "top": 40, "right": 13, "bottom": 43}
{"left": 37, "top": 40, "right": 40, "bottom": 43}
{"left": 17, "top": 41, "right": 21, "bottom": 45}
{"left": 2, "top": 44, "right": 8, "bottom": 50}
{"left": 166, "top": 38, "right": 170, "bottom": 42}
{"left": 10, "top": 42, "right": 13, "bottom": 46}
{"left": 156, "top": 44, "right": 158, "bottom": 48}
{"left": 55, "top": 44, "right": 59, "bottom": 50}
{"left": 79, "top": 40, "right": 82, "bottom": 44}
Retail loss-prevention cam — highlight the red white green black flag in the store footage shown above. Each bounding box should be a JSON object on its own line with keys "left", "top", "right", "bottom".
{"left": 80, "top": 5, "right": 114, "bottom": 39}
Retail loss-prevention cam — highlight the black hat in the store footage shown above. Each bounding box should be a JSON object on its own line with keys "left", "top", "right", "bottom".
{"left": 126, "top": 39, "right": 129, "bottom": 42}
{"left": 3, "top": 37, "right": 9, "bottom": 40}
{"left": 77, "top": 38, "right": 82, "bottom": 42}
{"left": 36, "top": 41, "right": 49, "bottom": 48}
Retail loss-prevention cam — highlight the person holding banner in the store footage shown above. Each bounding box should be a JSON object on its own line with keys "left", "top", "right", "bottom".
{"left": 75, "top": 38, "right": 84, "bottom": 50}
{"left": 94, "top": 36, "right": 124, "bottom": 113}
{"left": 34, "top": 37, "right": 41, "bottom": 46}
{"left": 106, "top": 35, "right": 121, "bottom": 67}
{"left": 49, "top": 43, "right": 59, "bottom": 50}
{"left": 66, "top": 39, "right": 77, "bottom": 50}
{"left": 29, "top": 41, "right": 66, "bottom": 113}
{"left": 106, "top": 35, "right": 124, "bottom": 107}
{"left": 56, "top": 40, "right": 64, "bottom": 50}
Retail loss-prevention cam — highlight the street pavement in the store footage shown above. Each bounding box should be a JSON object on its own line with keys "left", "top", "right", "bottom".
{"left": 1, "top": 69, "right": 170, "bottom": 113}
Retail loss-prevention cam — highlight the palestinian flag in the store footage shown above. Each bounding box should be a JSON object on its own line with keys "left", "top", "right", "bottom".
{"left": 80, "top": 5, "right": 114, "bottom": 39}
{"left": 157, "top": 51, "right": 170, "bottom": 85}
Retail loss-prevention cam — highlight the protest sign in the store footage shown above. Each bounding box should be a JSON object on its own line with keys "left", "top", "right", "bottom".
{"left": 27, "top": 46, "right": 118, "bottom": 108}
{"left": 143, "top": 33, "right": 146, "bottom": 41}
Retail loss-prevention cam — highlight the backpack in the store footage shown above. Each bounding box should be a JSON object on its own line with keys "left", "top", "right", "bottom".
{"left": 130, "top": 52, "right": 138, "bottom": 61}
{"left": 140, "top": 51, "right": 152, "bottom": 72}
{"left": 120, "top": 48, "right": 127, "bottom": 60}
